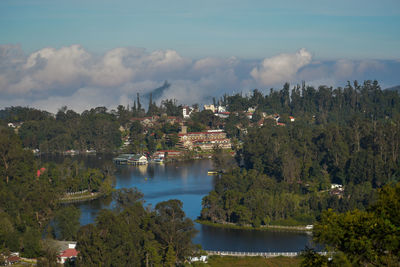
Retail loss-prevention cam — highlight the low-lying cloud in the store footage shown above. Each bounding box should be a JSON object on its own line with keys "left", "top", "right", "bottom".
{"left": 0, "top": 45, "right": 399, "bottom": 113}
{"left": 250, "top": 48, "right": 312, "bottom": 86}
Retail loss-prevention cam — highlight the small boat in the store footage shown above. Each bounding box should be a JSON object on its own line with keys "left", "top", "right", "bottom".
{"left": 153, "top": 158, "right": 164, "bottom": 163}
{"left": 207, "top": 170, "right": 220, "bottom": 175}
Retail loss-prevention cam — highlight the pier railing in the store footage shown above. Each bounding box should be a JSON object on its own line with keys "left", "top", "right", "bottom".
{"left": 204, "top": 250, "right": 328, "bottom": 257}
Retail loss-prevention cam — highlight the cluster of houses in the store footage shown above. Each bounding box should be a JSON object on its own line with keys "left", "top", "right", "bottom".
{"left": 116, "top": 103, "right": 301, "bottom": 165}
{"left": 113, "top": 151, "right": 187, "bottom": 165}
{"left": 202, "top": 104, "right": 296, "bottom": 126}
{"left": 129, "top": 115, "right": 182, "bottom": 127}
{"left": 177, "top": 127, "right": 231, "bottom": 151}
{"left": 0, "top": 242, "right": 79, "bottom": 266}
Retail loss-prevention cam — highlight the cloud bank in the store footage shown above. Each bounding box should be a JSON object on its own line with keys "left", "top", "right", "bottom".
{"left": 0, "top": 45, "right": 399, "bottom": 113}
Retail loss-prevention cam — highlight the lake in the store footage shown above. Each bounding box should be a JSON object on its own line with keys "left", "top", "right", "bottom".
{"left": 62, "top": 155, "right": 317, "bottom": 252}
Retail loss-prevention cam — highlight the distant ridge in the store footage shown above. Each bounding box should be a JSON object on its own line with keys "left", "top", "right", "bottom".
{"left": 385, "top": 85, "right": 400, "bottom": 92}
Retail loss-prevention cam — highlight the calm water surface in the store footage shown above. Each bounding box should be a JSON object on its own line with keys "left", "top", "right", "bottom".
{"left": 49, "top": 155, "right": 315, "bottom": 252}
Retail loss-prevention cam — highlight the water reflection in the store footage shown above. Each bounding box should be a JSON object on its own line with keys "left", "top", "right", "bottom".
{"left": 45, "top": 155, "right": 316, "bottom": 252}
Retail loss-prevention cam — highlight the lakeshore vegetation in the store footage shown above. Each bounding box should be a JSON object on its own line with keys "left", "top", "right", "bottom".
{"left": 201, "top": 81, "right": 400, "bottom": 227}
{"left": 0, "top": 127, "right": 114, "bottom": 258}
{"left": 1, "top": 80, "right": 400, "bottom": 266}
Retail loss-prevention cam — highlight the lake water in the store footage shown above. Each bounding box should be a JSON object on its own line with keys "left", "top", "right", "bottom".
{"left": 43, "top": 154, "right": 316, "bottom": 252}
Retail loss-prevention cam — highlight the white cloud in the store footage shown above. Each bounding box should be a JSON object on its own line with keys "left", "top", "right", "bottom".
{"left": 91, "top": 48, "right": 134, "bottom": 87}
{"left": 24, "top": 45, "right": 91, "bottom": 88}
{"left": 356, "top": 60, "right": 384, "bottom": 74}
{"left": 0, "top": 45, "right": 399, "bottom": 113}
{"left": 334, "top": 59, "right": 355, "bottom": 79}
{"left": 31, "top": 87, "right": 116, "bottom": 113}
{"left": 250, "top": 48, "right": 312, "bottom": 86}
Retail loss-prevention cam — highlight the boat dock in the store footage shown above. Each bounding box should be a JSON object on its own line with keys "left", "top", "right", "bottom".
{"left": 113, "top": 154, "right": 135, "bottom": 164}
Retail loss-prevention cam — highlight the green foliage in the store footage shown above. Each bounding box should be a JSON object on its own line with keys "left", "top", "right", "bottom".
{"left": 21, "top": 228, "right": 41, "bottom": 258}
{"left": 164, "top": 244, "right": 176, "bottom": 267}
{"left": 312, "top": 182, "right": 400, "bottom": 266}
{"left": 202, "top": 91, "right": 400, "bottom": 226}
{"left": 212, "top": 146, "right": 235, "bottom": 171}
{"left": 189, "top": 110, "right": 222, "bottom": 130}
{"left": 37, "top": 239, "right": 59, "bottom": 267}
{"left": 0, "top": 129, "right": 114, "bottom": 257}
{"left": 300, "top": 248, "right": 328, "bottom": 267}
{"left": 17, "top": 106, "right": 121, "bottom": 153}
{"left": 76, "top": 189, "right": 197, "bottom": 266}
{"left": 54, "top": 206, "right": 81, "bottom": 240}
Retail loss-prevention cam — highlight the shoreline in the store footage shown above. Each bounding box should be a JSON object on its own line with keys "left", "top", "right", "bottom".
{"left": 58, "top": 192, "right": 105, "bottom": 203}
{"left": 195, "top": 219, "right": 313, "bottom": 232}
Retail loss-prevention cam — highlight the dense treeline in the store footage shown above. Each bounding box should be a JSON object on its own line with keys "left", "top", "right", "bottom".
{"left": 302, "top": 182, "right": 400, "bottom": 266}
{"left": 0, "top": 128, "right": 113, "bottom": 257}
{"left": 201, "top": 81, "right": 400, "bottom": 226}
{"left": 224, "top": 80, "right": 399, "bottom": 122}
{"left": 77, "top": 189, "right": 197, "bottom": 266}
{"left": 19, "top": 107, "right": 121, "bottom": 153}
{"left": 0, "top": 93, "right": 187, "bottom": 153}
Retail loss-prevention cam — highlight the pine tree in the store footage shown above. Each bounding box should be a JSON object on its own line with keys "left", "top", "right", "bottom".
{"left": 164, "top": 244, "right": 176, "bottom": 267}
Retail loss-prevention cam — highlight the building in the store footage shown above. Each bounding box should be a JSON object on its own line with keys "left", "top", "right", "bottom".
{"left": 247, "top": 107, "right": 256, "bottom": 113}
{"left": 127, "top": 155, "right": 148, "bottom": 165}
{"left": 5, "top": 254, "right": 21, "bottom": 265}
{"left": 217, "top": 106, "right": 227, "bottom": 113}
{"left": 153, "top": 150, "right": 183, "bottom": 159}
{"left": 203, "top": 104, "right": 217, "bottom": 113}
{"left": 58, "top": 243, "right": 79, "bottom": 264}
{"left": 215, "top": 111, "right": 230, "bottom": 119}
{"left": 182, "top": 106, "right": 192, "bottom": 119}
{"left": 178, "top": 129, "right": 231, "bottom": 150}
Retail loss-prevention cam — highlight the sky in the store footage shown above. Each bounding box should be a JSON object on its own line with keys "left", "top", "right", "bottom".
{"left": 0, "top": 0, "right": 399, "bottom": 112}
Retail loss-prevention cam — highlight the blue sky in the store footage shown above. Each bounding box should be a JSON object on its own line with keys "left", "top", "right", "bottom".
{"left": 0, "top": 0, "right": 399, "bottom": 112}
{"left": 1, "top": 0, "right": 399, "bottom": 59}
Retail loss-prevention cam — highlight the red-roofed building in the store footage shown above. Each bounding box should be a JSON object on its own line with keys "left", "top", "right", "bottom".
{"left": 6, "top": 255, "right": 21, "bottom": 265}
{"left": 153, "top": 150, "right": 183, "bottom": 158}
{"left": 178, "top": 130, "right": 231, "bottom": 150}
{"left": 58, "top": 248, "right": 79, "bottom": 264}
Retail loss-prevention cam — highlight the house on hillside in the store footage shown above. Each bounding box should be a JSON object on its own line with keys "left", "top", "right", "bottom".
{"left": 215, "top": 111, "right": 230, "bottom": 118}
{"left": 5, "top": 253, "right": 21, "bottom": 265}
{"left": 58, "top": 243, "right": 79, "bottom": 264}
{"left": 204, "top": 104, "right": 217, "bottom": 113}
{"left": 182, "top": 106, "right": 192, "bottom": 119}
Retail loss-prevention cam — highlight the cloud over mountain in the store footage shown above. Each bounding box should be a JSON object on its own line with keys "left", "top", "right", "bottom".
{"left": 0, "top": 45, "right": 399, "bottom": 113}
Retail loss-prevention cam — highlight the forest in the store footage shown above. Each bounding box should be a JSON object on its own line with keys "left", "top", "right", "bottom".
{"left": 0, "top": 126, "right": 197, "bottom": 265}
{"left": 302, "top": 182, "right": 400, "bottom": 266}
{"left": 1, "top": 80, "right": 400, "bottom": 265}
{"left": 0, "top": 127, "right": 114, "bottom": 260}
{"left": 201, "top": 80, "right": 400, "bottom": 226}
{"left": 0, "top": 93, "right": 187, "bottom": 154}
{"left": 77, "top": 189, "right": 197, "bottom": 266}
